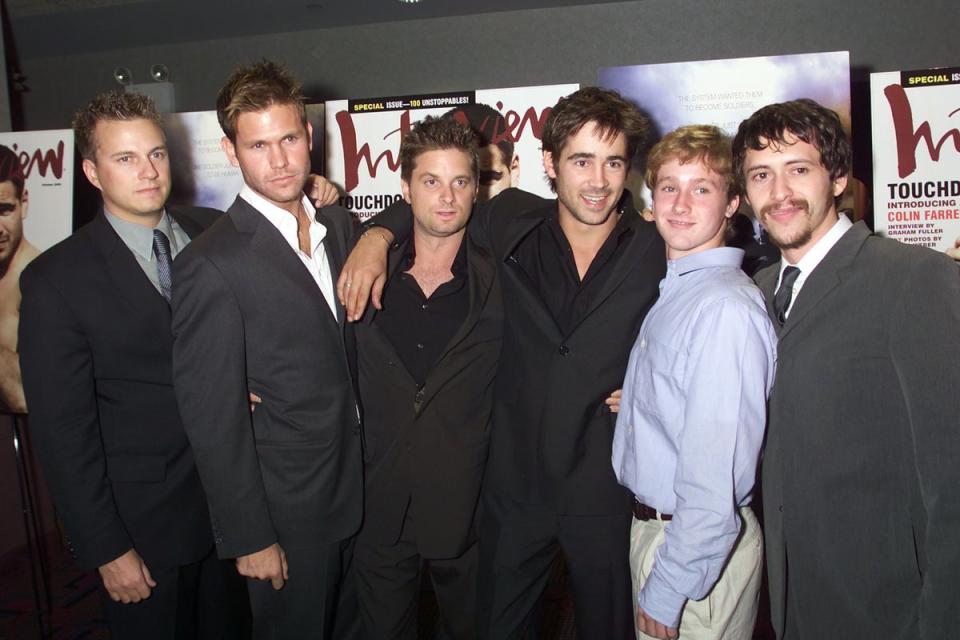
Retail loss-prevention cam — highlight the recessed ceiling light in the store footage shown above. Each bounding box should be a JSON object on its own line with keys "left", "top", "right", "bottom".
{"left": 398, "top": 0, "right": 423, "bottom": 4}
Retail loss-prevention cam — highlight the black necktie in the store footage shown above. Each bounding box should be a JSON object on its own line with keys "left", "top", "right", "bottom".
{"left": 153, "top": 229, "right": 173, "bottom": 302}
{"left": 774, "top": 266, "right": 800, "bottom": 325}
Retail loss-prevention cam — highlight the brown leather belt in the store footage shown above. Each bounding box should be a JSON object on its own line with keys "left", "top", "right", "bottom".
{"left": 633, "top": 498, "right": 672, "bottom": 522}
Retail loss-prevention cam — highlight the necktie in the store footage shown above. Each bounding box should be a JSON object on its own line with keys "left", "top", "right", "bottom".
{"left": 153, "top": 229, "right": 173, "bottom": 302}
{"left": 773, "top": 266, "right": 800, "bottom": 325}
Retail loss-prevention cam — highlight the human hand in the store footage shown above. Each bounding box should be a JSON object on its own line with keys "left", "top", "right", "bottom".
{"left": 98, "top": 548, "right": 156, "bottom": 603}
{"left": 636, "top": 605, "right": 678, "bottom": 639}
{"left": 336, "top": 229, "right": 393, "bottom": 321}
{"left": 236, "top": 542, "right": 288, "bottom": 591}
{"left": 306, "top": 174, "right": 340, "bottom": 208}
{"left": 605, "top": 388, "right": 623, "bottom": 413}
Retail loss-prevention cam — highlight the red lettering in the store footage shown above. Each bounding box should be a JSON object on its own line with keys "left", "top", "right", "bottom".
{"left": 335, "top": 110, "right": 409, "bottom": 191}
{"left": 883, "top": 84, "right": 960, "bottom": 179}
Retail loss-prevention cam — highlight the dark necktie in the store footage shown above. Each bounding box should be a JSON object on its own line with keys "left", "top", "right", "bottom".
{"left": 773, "top": 266, "right": 801, "bottom": 325}
{"left": 152, "top": 229, "right": 173, "bottom": 302}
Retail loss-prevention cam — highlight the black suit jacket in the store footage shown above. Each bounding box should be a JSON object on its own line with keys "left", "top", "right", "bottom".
{"left": 755, "top": 222, "right": 960, "bottom": 640}
{"left": 18, "top": 207, "right": 219, "bottom": 570}
{"left": 171, "top": 197, "right": 363, "bottom": 559}
{"left": 356, "top": 232, "right": 500, "bottom": 559}
{"left": 375, "top": 189, "right": 665, "bottom": 516}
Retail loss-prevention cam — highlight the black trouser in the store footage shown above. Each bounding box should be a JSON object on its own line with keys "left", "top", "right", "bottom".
{"left": 100, "top": 547, "right": 250, "bottom": 640}
{"left": 354, "top": 505, "right": 479, "bottom": 640}
{"left": 246, "top": 538, "right": 353, "bottom": 640}
{"left": 478, "top": 492, "right": 634, "bottom": 640}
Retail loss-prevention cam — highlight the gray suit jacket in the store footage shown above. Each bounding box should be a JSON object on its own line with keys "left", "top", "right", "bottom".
{"left": 755, "top": 221, "right": 960, "bottom": 639}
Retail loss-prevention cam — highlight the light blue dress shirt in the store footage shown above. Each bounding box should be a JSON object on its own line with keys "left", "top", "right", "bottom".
{"left": 611, "top": 246, "right": 777, "bottom": 627}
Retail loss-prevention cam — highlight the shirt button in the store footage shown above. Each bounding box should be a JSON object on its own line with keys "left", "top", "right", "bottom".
{"left": 640, "top": 339, "right": 647, "bottom": 349}
{"left": 421, "top": 303, "right": 429, "bottom": 310}
{"left": 416, "top": 343, "right": 424, "bottom": 350}
{"left": 558, "top": 344, "right": 570, "bottom": 356}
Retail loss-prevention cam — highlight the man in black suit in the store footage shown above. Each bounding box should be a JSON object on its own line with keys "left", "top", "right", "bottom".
{"left": 341, "top": 87, "right": 665, "bottom": 640}
{"left": 171, "top": 61, "right": 362, "bottom": 639}
{"left": 736, "top": 99, "right": 960, "bottom": 639}
{"left": 352, "top": 116, "right": 501, "bottom": 639}
{"left": 18, "top": 91, "right": 247, "bottom": 639}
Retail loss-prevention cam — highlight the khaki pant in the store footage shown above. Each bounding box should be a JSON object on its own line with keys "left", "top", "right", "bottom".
{"left": 629, "top": 506, "right": 762, "bottom": 640}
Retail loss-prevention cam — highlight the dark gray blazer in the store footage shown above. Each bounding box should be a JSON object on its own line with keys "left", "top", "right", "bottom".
{"left": 755, "top": 221, "right": 960, "bottom": 640}
{"left": 19, "top": 207, "right": 218, "bottom": 570}
{"left": 171, "top": 197, "right": 363, "bottom": 559}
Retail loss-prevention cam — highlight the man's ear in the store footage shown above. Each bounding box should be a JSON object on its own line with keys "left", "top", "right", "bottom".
{"left": 542, "top": 151, "right": 557, "bottom": 181}
{"left": 81, "top": 158, "right": 102, "bottom": 191}
{"left": 725, "top": 194, "right": 741, "bottom": 219}
{"left": 832, "top": 173, "right": 849, "bottom": 198}
{"left": 221, "top": 136, "right": 240, "bottom": 168}
{"left": 306, "top": 121, "right": 314, "bottom": 152}
{"left": 509, "top": 154, "right": 520, "bottom": 187}
{"left": 20, "top": 188, "right": 29, "bottom": 220}
{"left": 401, "top": 179, "right": 411, "bottom": 204}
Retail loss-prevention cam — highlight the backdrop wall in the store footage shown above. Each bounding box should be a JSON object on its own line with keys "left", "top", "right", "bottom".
{"left": 13, "top": 0, "right": 955, "bottom": 131}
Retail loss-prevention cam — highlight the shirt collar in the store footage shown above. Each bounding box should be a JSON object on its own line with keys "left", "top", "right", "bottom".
{"left": 777, "top": 213, "right": 852, "bottom": 284}
{"left": 104, "top": 208, "right": 174, "bottom": 262}
{"left": 240, "top": 183, "right": 325, "bottom": 254}
{"left": 668, "top": 246, "right": 745, "bottom": 278}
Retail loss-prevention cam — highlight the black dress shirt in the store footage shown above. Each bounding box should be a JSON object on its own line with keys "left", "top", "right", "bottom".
{"left": 511, "top": 207, "right": 634, "bottom": 335}
{"left": 376, "top": 237, "right": 470, "bottom": 385}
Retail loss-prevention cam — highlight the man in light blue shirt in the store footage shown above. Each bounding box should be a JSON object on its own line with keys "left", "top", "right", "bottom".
{"left": 611, "top": 125, "right": 777, "bottom": 639}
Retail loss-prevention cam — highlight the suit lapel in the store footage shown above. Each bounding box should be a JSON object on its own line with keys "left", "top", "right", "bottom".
{"left": 777, "top": 223, "right": 868, "bottom": 343}
{"left": 230, "top": 197, "right": 339, "bottom": 329}
{"left": 315, "top": 207, "right": 348, "bottom": 327}
{"left": 87, "top": 212, "right": 172, "bottom": 347}
{"left": 424, "top": 238, "right": 497, "bottom": 398}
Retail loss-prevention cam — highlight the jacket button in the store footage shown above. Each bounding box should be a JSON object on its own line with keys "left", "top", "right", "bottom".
{"left": 558, "top": 344, "right": 570, "bottom": 356}
{"left": 778, "top": 505, "right": 784, "bottom": 513}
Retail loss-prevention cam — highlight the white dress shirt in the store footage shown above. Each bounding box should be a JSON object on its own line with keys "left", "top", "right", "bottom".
{"left": 776, "top": 213, "right": 853, "bottom": 319}
{"left": 240, "top": 184, "right": 338, "bottom": 318}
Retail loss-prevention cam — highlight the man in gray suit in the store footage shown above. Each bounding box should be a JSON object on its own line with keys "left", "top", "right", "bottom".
{"left": 735, "top": 99, "right": 960, "bottom": 640}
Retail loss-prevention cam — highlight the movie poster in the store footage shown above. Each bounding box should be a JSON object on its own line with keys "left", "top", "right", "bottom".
{"left": 598, "top": 52, "right": 851, "bottom": 208}
{"left": 871, "top": 66, "right": 960, "bottom": 256}
{"left": 325, "top": 84, "right": 578, "bottom": 221}
{"left": 0, "top": 129, "right": 74, "bottom": 414}
{"left": 163, "top": 104, "right": 326, "bottom": 211}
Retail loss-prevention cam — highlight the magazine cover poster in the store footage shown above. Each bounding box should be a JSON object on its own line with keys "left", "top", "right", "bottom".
{"left": 163, "top": 104, "right": 326, "bottom": 212}
{"left": 871, "top": 67, "right": 960, "bottom": 255}
{"left": 0, "top": 129, "right": 74, "bottom": 414}
{"left": 325, "top": 84, "right": 579, "bottom": 221}
{"left": 599, "top": 52, "right": 851, "bottom": 207}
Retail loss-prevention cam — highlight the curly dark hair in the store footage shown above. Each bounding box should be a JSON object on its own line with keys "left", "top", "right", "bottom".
{"left": 732, "top": 98, "right": 851, "bottom": 197}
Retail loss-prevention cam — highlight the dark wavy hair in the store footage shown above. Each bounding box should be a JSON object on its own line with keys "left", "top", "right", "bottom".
{"left": 399, "top": 115, "right": 479, "bottom": 183}
{"left": 541, "top": 87, "right": 649, "bottom": 190}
